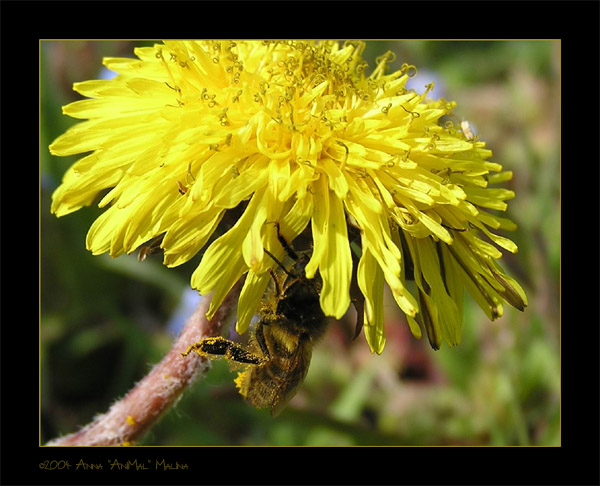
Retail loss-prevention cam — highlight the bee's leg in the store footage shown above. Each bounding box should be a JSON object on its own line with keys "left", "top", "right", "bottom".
{"left": 254, "top": 321, "right": 271, "bottom": 359}
{"left": 264, "top": 249, "right": 298, "bottom": 282}
{"left": 181, "top": 336, "right": 265, "bottom": 364}
{"left": 350, "top": 246, "right": 365, "bottom": 340}
{"left": 273, "top": 221, "right": 299, "bottom": 261}
{"left": 268, "top": 268, "right": 281, "bottom": 298}
{"left": 138, "top": 234, "right": 165, "bottom": 262}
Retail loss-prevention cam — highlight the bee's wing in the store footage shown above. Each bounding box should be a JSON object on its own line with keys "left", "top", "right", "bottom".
{"left": 270, "top": 346, "right": 312, "bottom": 417}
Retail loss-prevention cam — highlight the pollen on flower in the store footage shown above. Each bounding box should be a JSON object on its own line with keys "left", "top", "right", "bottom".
{"left": 50, "top": 40, "right": 527, "bottom": 354}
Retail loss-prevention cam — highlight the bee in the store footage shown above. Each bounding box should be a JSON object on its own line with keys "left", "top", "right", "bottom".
{"left": 182, "top": 226, "right": 327, "bottom": 416}
{"left": 138, "top": 235, "right": 164, "bottom": 262}
{"left": 460, "top": 120, "right": 477, "bottom": 141}
{"left": 177, "top": 180, "right": 189, "bottom": 195}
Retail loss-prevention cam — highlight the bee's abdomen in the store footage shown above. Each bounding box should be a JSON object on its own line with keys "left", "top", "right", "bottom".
{"left": 244, "top": 361, "right": 308, "bottom": 411}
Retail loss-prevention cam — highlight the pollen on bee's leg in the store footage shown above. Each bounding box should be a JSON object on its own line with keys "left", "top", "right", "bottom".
{"left": 224, "top": 345, "right": 266, "bottom": 365}
{"left": 180, "top": 343, "right": 201, "bottom": 357}
{"left": 234, "top": 370, "right": 250, "bottom": 398}
{"left": 181, "top": 338, "right": 215, "bottom": 357}
{"left": 181, "top": 337, "right": 228, "bottom": 358}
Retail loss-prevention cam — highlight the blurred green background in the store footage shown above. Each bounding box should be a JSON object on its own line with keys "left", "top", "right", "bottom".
{"left": 40, "top": 40, "right": 560, "bottom": 446}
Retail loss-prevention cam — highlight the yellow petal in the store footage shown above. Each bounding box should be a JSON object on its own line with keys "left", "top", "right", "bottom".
{"left": 471, "top": 220, "right": 519, "bottom": 254}
{"left": 415, "top": 238, "right": 460, "bottom": 346}
{"left": 357, "top": 246, "right": 385, "bottom": 354}
{"left": 305, "top": 174, "right": 329, "bottom": 279}
{"left": 269, "top": 158, "right": 291, "bottom": 202}
{"left": 242, "top": 193, "right": 267, "bottom": 271}
{"left": 320, "top": 157, "right": 349, "bottom": 199}
{"left": 236, "top": 270, "right": 271, "bottom": 334}
{"left": 86, "top": 209, "right": 118, "bottom": 256}
{"left": 163, "top": 207, "right": 224, "bottom": 267}
{"left": 192, "top": 188, "right": 266, "bottom": 315}
{"left": 319, "top": 191, "right": 352, "bottom": 319}
{"left": 406, "top": 316, "right": 422, "bottom": 340}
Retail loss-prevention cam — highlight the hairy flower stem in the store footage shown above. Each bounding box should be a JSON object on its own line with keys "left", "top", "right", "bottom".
{"left": 45, "top": 282, "right": 242, "bottom": 446}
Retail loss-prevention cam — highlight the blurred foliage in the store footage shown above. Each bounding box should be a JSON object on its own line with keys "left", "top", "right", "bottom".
{"left": 41, "top": 40, "right": 560, "bottom": 446}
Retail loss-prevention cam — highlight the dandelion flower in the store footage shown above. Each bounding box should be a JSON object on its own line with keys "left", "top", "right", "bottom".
{"left": 50, "top": 40, "right": 527, "bottom": 354}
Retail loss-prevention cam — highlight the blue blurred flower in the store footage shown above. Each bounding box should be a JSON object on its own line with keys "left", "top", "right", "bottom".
{"left": 167, "top": 288, "right": 204, "bottom": 335}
